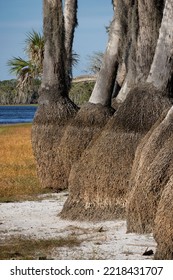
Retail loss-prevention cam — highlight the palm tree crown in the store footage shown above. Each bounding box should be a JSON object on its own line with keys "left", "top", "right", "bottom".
{"left": 24, "top": 30, "right": 44, "bottom": 77}
{"left": 7, "top": 30, "right": 44, "bottom": 89}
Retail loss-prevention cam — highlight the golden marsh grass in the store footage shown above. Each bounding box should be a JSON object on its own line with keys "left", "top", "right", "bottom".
{"left": 0, "top": 124, "right": 45, "bottom": 201}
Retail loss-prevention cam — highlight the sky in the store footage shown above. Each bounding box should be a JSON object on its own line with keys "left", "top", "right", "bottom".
{"left": 0, "top": 0, "right": 113, "bottom": 81}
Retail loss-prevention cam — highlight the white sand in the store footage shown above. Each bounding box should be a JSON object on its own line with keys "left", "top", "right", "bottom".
{"left": 0, "top": 192, "right": 156, "bottom": 260}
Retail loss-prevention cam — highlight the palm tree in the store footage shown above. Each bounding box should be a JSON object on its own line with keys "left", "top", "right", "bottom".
{"left": 7, "top": 57, "right": 35, "bottom": 89}
{"left": 7, "top": 30, "right": 44, "bottom": 89}
{"left": 24, "top": 30, "right": 44, "bottom": 78}
{"left": 31, "top": 0, "right": 79, "bottom": 190}
{"left": 126, "top": 0, "right": 173, "bottom": 259}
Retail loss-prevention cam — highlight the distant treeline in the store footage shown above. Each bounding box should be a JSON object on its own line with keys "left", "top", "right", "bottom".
{"left": 0, "top": 79, "right": 94, "bottom": 105}
{"left": 0, "top": 79, "right": 40, "bottom": 105}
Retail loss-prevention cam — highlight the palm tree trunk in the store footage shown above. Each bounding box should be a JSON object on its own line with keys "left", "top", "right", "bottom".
{"left": 32, "top": 0, "right": 78, "bottom": 190}
{"left": 117, "top": 0, "right": 164, "bottom": 101}
{"left": 126, "top": 0, "right": 173, "bottom": 250}
{"left": 40, "top": 0, "right": 67, "bottom": 99}
{"left": 48, "top": 0, "right": 116, "bottom": 192}
{"left": 147, "top": 0, "right": 173, "bottom": 93}
{"left": 136, "top": 0, "right": 163, "bottom": 81}
{"left": 89, "top": 2, "right": 120, "bottom": 106}
{"left": 60, "top": 0, "right": 171, "bottom": 221}
{"left": 64, "top": 0, "right": 78, "bottom": 87}
{"left": 148, "top": 0, "right": 173, "bottom": 259}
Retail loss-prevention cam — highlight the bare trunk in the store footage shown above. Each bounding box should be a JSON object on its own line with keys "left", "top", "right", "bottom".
{"left": 116, "top": 0, "right": 138, "bottom": 101}
{"left": 117, "top": 0, "right": 164, "bottom": 101}
{"left": 89, "top": 3, "right": 120, "bottom": 106}
{"left": 41, "top": 0, "right": 67, "bottom": 98}
{"left": 136, "top": 0, "right": 164, "bottom": 81}
{"left": 147, "top": 0, "right": 173, "bottom": 93}
{"left": 64, "top": 0, "right": 78, "bottom": 85}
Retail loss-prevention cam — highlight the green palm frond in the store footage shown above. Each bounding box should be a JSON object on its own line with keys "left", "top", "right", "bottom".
{"left": 24, "top": 29, "right": 44, "bottom": 69}
{"left": 7, "top": 57, "right": 32, "bottom": 76}
{"left": 25, "top": 30, "right": 44, "bottom": 52}
{"left": 7, "top": 57, "right": 36, "bottom": 89}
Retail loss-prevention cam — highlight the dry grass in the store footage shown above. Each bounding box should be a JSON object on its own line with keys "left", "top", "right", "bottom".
{"left": 0, "top": 124, "right": 46, "bottom": 202}
{"left": 0, "top": 235, "right": 81, "bottom": 260}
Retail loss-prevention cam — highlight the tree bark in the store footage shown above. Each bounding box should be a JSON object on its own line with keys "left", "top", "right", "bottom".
{"left": 147, "top": 0, "right": 173, "bottom": 94}
{"left": 64, "top": 0, "right": 78, "bottom": 86}
{"left": 117, "top": 0, "right": 164, "bottom": 101}
{"left": 41, "top": 0, "right": 67, "bottom": 97}
{"left": 89, "top": 2, "right": 120, "bottom": 106}
{"left": 136, "top": 0, "right": 164, "bottom": 81}
{"left": 116, "top": 0, "right": 138, "bottom": 101}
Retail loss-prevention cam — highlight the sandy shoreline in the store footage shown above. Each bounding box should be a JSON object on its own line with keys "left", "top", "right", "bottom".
{"left": 0, "top": 192, "right": 156, "bottom": 260}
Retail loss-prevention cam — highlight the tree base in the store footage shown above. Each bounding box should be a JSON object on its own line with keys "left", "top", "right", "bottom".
{"left": 60, "top": 84, "right": 171, "bottom": 221}
{"left": 61, "top": 198, "right": 125, "bottom": 221}
{"left": 54, "top": 103, "right": 115, "bottom": 191}
{"left": 154, "top": 176, "right": 173, "bottom": 260}
{"left": 127, "top": 107, "right": 173, "bottom": 234}
{"left": 32, "top": 95, "right": 78, "bottom": 190}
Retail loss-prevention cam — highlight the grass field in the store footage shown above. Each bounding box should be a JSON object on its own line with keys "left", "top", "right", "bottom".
{"left": 0, "top": 124, "right": 45, "bottom": 202}
{"left": 0, "top": 124, "right": 83, "bottom": 259}
{"left": 0, "top": 236, "right": 81, "bottom": 259}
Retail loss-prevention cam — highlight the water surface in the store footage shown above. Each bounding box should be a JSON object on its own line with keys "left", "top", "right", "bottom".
{"left": 0, "top": 106, "right": 37, "bottom": 124}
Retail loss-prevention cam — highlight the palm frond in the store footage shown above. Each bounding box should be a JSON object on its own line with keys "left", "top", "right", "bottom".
{"left": 24, "top": 29, "right": 44, "bottom": 64}
{"left": 7, "top": 57, "right": 37, "bottom": 89}
{"left": 7, "top": 57, "right": 32, "bottom": 75}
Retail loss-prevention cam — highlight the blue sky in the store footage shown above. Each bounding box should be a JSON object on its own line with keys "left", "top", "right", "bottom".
{"left": 0, "top": 0, "right": 113, "bottom": 81}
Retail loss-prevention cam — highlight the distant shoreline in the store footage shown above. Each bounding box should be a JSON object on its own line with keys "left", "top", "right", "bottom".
{"left": 0, "top": 104, "right": 38, "bottom": 107}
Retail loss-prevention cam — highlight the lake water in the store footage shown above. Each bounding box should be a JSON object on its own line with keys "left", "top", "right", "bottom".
{"left": 0, "top": 106, "right": 37, "bottom": 124}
